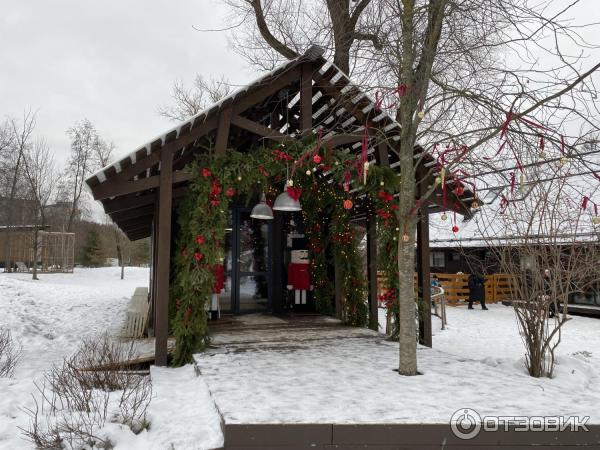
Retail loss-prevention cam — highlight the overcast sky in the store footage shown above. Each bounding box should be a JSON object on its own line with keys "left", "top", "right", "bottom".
{"left": 0, "top": 0, "right": 253, "bottom": 167}
{"left": 2, "top": 0, "right": 599, "bottom": 170}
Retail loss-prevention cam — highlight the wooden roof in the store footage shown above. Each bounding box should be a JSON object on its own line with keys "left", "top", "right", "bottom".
{"left": 86, "top": 46, "right": 474, "bottom": 241}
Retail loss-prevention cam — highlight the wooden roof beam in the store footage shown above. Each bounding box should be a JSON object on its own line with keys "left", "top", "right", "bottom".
{"left": 214, "top": 106, "right": 232, "bottom": 156}
{"left": 109, "top": 204, "right": 155, "bottom": 223}
{"left": 231, "top": 115, "right": 295, "bottom": 143}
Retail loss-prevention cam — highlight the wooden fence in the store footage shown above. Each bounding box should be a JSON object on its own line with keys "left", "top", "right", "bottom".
{"left": 377, "top": 272, "right": 518, "bottom": 306}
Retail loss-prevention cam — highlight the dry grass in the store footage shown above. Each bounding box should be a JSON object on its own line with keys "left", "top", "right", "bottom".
{"left": 21, "top": 333, "right": 152, "bottom": 449}
{"left": 0, "top": 328, "right": 21, "bottom": 378}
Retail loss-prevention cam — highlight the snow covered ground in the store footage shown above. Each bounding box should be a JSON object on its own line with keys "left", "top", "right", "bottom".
{"left": 196, "top": 305, "right": 600, "bottom": 424}
{"left": 0, "top": 268, "right": 223, "bottom": 450}
{"left": 1, "top": 268, "right": 599, "bottom": 449}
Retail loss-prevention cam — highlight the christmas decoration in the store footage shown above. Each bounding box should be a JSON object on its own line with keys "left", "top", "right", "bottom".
{"left": 452, "top": 225, "right": 459, "bottom": 233}
{"left": 402, "top": 234, "right": 410, "bottom": 242}
{"left": 287, "top": 250, "right": 311, "bottom": 305}
{"left": 313, "top": 154, "right": 322, "bottom": 164}
{"left": 417, "top": 110, "right": 425, "bottom": 119}
{"left": 441, "top": 212, "right": 448, "bottom": 221}
{"left": 343, "top": 199, "right": 353, "bottom": 210}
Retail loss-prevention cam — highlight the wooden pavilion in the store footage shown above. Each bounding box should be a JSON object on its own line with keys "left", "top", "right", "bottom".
{"left": 85, "top": 46, "right": 474, "bottom": 366}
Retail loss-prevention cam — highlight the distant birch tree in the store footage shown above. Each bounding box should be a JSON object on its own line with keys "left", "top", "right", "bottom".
{"left": 62, "top": 119, "right": 113, "bottom": 232}
{"left": 21, "top": 139, "right": 57, "bottom": 280}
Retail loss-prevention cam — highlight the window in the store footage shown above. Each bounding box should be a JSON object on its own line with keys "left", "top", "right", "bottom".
{"left": 430, "top": 251, "right": 445, "bottom": 268}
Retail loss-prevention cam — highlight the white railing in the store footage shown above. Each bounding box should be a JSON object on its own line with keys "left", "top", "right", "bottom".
{"left": 432, "top": 286, "right": 447, "bottom": 330}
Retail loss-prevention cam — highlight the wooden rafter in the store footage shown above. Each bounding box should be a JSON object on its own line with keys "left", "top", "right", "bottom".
{"left": 231, "top": 115, "right": 293, "bottom": 143}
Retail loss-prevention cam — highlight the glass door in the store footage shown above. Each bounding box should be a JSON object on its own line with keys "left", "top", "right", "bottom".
{"left": 232, "top": 208, "right": 272, "bottom": 313}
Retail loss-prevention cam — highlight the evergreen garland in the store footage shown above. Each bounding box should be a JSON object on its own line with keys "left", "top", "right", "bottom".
{"left": 170, "top": 139, "right": 398, "bottom": 365}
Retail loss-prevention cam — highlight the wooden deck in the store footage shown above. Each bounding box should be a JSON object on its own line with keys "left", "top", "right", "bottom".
{"left": 199, "top": 314, "right": 599, "bottom": 449}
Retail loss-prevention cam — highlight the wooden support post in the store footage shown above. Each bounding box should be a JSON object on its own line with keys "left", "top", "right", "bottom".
{"left": 215, "top": 107, "right": 232, "bottom": 156}
{"left": 154, "top": 149, "right": 173, "bottom": 366}
{"left": 300, "top": 63, "right": 313, "bottom": 132}
{"left": 416, "top": 197, "right": 432, "bottom": 348}
{"left": 366, "top": 211, "right": 379, "bottom": 331}
{"left": 148, "top": 211, "right": 158, "bottom": 336}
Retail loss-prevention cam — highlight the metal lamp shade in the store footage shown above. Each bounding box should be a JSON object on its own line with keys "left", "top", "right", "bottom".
{"left": 273, "top": 189, "right": 302, "bottom": 212}
{"left": 250, "top": 194, "right": 274, "bottom": 220}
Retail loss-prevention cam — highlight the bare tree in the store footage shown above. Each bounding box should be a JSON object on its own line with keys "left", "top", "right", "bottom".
{"left": 159, "top": 75, "right": 233, "bottom": 122}
{"left": 222, "top": 0, "right": 600, "bottom": 375}
{"left": 21, "top": 139, "right": 57, "bottom": 280}
{"left": 2, "top": 111, "right": 36, "bottom": 272}
{"left": 477, "top": 173, "right": 600, "bottom": 377}
{"left": 62, "top": 119, "right": 113, "bottom": 232}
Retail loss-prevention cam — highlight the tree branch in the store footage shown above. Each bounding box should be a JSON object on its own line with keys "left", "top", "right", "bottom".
{"left": 247, "top": 0, "right": 299, "bottom": 60}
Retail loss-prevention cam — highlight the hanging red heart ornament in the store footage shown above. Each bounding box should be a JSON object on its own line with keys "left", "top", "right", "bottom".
{"left": 286, "top": 186, "right": 302, "bottom": 201}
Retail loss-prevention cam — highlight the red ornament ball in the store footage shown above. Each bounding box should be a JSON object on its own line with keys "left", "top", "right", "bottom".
{"left": 201, "top": 167, "right": 212, "bottom": 178}
{"left": 195, "top": 235, "right": 205, "bottom": 245}
{"left": 343, "top": 199, "right": 353, "bottom": 210}
{"left": 226, "top": 187, "right": 235, "bottom": 197}
{"left": 194, "top": 252, "right": 203, "bottom": 261}
{"left": 454, "top": 186, "right": 464, "bottom": 196}
{"left": 313, "top": 154, "right": 322, "bottom": 164}
{"left": 452, "top": 225, "right": 459, "bottom": 233}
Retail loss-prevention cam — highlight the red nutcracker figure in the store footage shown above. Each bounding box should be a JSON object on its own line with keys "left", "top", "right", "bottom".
{"left": 287, "top": 249, "right": 311, "bottom": 305}
{"left": 209, "top": 263, "right": 225, "bottom": 319}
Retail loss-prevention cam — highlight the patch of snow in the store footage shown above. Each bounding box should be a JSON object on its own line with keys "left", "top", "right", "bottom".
{"left": 0, "top": 268, "right": 222, "bottom": 450}
{"left": 195, "top": 304, "right": 600, "bottom": 425}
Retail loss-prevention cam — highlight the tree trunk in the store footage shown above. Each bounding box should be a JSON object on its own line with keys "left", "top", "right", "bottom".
{"left": 397, "top": 177, "right": 418, "bottom": 376}
{"left": 32, "top": 226, "right": 39, "bottom": 280}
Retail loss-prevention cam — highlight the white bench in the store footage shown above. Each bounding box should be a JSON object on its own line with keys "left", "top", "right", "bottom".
{"left": 123, "top": 287, "right": 149, "bottom": 338}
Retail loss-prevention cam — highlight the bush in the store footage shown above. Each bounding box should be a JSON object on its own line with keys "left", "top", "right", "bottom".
{"left": 0, "top": 328, "right": 21, "bottom": 377}
{"left": 21, "top": 334, "right": 152, "bottom": 449}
